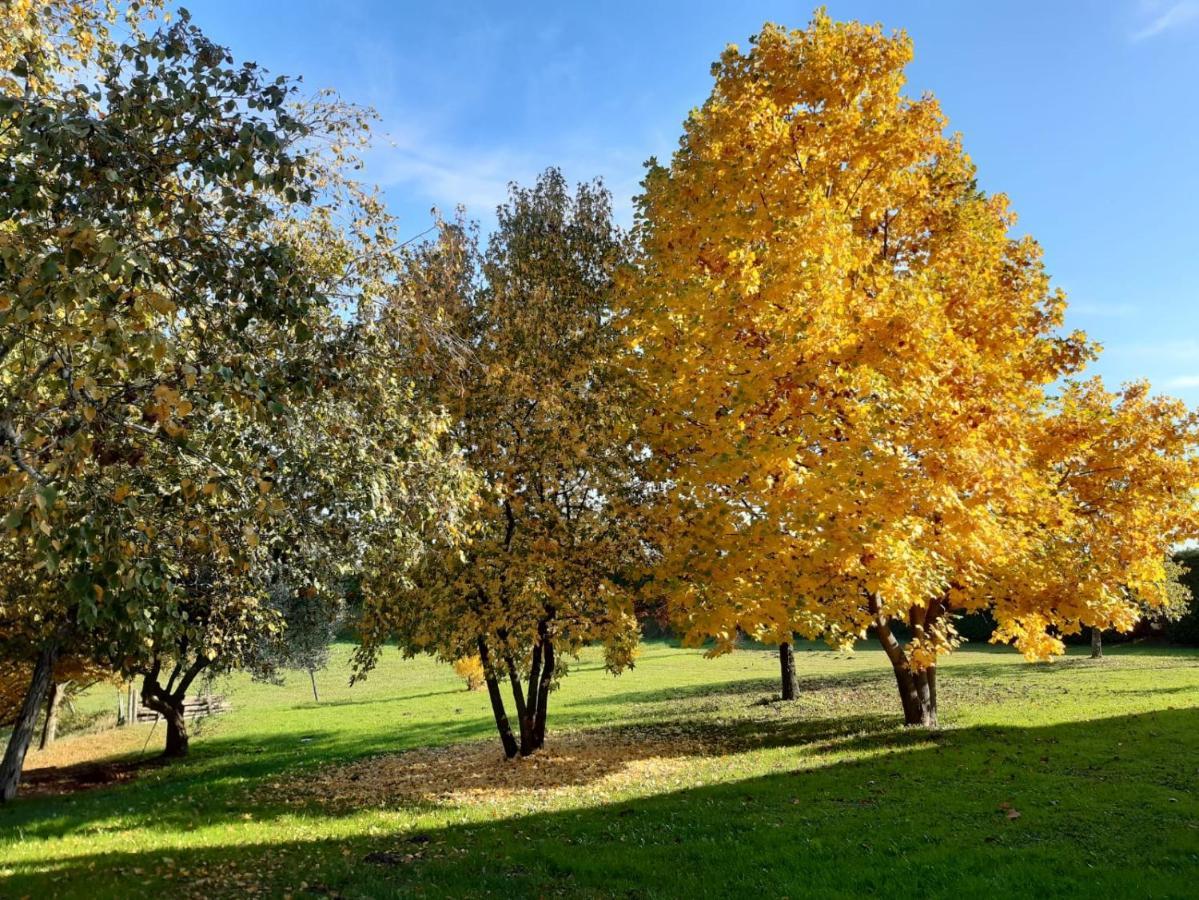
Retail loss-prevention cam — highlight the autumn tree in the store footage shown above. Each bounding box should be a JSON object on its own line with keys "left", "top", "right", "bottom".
{"left": 984, "top": 380, "right": 1199, "bottom": 667}
{"left": 358, "top": 170, "right": 644, "bottom": 757}
{"left": 0, "top": 6, "right": 464, "bottom": 791}
{"left": 1090, "top": 556, "right": 1189, "bottom": 659}
{"left": 623, "top": 13, "right": 1194, "bottom": 727}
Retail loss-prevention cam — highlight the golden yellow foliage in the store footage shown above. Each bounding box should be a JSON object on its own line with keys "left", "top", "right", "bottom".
{"left": 452, "top": 655, "right": 485, "bottom": 691}
{"left": 625, "top": 12, "right": 1197, "bottom": 724}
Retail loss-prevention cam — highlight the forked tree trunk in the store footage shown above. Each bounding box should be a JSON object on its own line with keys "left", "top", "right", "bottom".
{"left": 1091, "top": 628, "right": 1103, "bottom": 659}
{"left": 779, "top": 642, "right": 799, "bottom": 700}
{"left": 1, "top": 644, "right": 58, "bottom": 803}
{"left": 521, "top": 639, "right": 543, "bottom": 754}
{"left": 140, "top": 655, "right": 209, "bottom": 759}
{"left": 503, "top": 652, "right": 533, "bottom": 755}
{"left": 141, "top": 686, "right": 189, "bottom": 757}
{"left": 478, "top": 637, "right": 518, "bottom": 758}
{"left": 38, "top": 680, "right": 68, "bottom": 750}
{"left": 873, "top": 612, "right": 937, "bottom": 727}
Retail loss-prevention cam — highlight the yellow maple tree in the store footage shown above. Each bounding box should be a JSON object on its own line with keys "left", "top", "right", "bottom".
{"left": 626, "top": 13, "right": 1197, "bottom": 725}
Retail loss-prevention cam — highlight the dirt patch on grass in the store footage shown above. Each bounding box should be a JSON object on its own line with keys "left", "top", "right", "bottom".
{"left": 19, "top": 756, "right": 167, "bottom": 798}
{"left": 17, "top": 723, "right": 166, "bottom": 796}
{"left": 266, "top": 727, "right": 708, "bottom": 810}
{"left": 23, "top": 722, "right": 160, "bottom": 770}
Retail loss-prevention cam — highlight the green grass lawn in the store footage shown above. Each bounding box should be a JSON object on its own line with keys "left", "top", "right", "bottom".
{"left": 1, "top": 640, "right": 1197, "bottom": 898}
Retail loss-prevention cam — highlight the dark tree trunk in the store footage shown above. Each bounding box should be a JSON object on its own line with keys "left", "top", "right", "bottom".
{"left": 872, "top": 612, "right": 936, "bottom": 727}
{"left": 141, "top": 685, "right": 189, "bottom": 758}
{"left": 38, "top": 680, "right": 68, "bottom": 750}
{"left": 309, "top": 669, "right": 320, "bottom": 703}
{"left": 140, "top": 655, "right": 209, "bottom": 759}
{"left": 478, "top": 637, "right": 518, "bottom": 758}
{"left": 503, "top": 653, "right": 533, "bottom": 755}
{"left": 1091, "top": 628, "right": 1103, "bottom": 659}
{"left": 779, "top": 641, "right": 799, "bottom": 700}
{"left": 163, "top": 704, "right": 189, "bottom": 757}
{"left": 913, "top": 668, "right": 938, "bottom": 728}
{"left": 521, "top": 640, "right": 543, "bottom": 755}
{"left": 532, "top": 635, "right": 554, "bottom": 750}
{"left": 1, "top": 644, "right": 58, "bottom": 802}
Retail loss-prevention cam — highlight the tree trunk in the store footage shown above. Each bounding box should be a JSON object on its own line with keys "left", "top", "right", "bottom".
{"left": 38, "top": 680, "right": 68, "bottom": 750}
{"left": 163, "top": 704, "right": 189, "bottom": 757}
{"left": 522, "top": 640, "right": 543, "bottom": 755}
{"left": 532, "top": 636, "right": 555, "bottom": 750}
{"left": 503, "top": 653, "right": 534, "bottom": 756}
{"left": 779, "top": 641, "right": 799, "bottom": 700}
{"left": 140, "top": 655, "right": 208, "bottom": 759}
{"left": 1091, "top": 628, "right": 1103, "bottom": 659}
{"left": 1, "top": 644, "right": 58, "bottom": 803}
{"left": 141, "top": 686, "right": 189, "bottom": 758}
{"left": 872, "top": 614, "right": 936, "bottom": 727}
{"left": 913, "top": 668, "right": 938, "bottom": 728}
{"left": 309, "top": 668, "right": 320, "bottom": 703}
{"left": 123, "top": 683, "right": 137, "bottom": 727}
{"left": 478, "top": 638, "right": 518, "bottom": 758}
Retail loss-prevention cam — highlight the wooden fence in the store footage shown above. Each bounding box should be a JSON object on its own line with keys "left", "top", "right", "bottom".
{"left": 134, "top": 695, "right": 231, "bottom": 724}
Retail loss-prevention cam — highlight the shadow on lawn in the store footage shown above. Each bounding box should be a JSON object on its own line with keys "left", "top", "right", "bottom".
{"left": 0, "top": 715, "right": 496, "bottom": 840}
{"left": 287, "top": 687, "right": 465, "bottom": 710}
{"left": 0, "top": 707, "right": 905, "bottom": 842}
{"left": 2, "top": 707, "right": 1197, "bottom": 899}
{"left": 0, "top": 656, "right": 1139, "bottom": 840}
{"left": 572, "top": 670, "right": 894, "bottom": 709}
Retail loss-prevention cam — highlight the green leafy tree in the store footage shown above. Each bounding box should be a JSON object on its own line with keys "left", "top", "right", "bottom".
{"left": 357, "top": 171, "right": 645, "bottom": 757}
{"left": 0, "top": 8, "right": 464, "bottom": 792}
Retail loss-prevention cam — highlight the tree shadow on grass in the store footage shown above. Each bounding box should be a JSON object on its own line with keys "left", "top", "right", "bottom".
{"left": 571, "top": 670, "right": 894, "bottom": 710}
{"left": 0, "top": 707, "right": 906, "bottom": 843}
{"left": 0, "top": 662, "right": 1038, "bottom": 843}
{"left": 2, "top": 708, "right": 1196, "bottom": 899}
{"left": 287, "top": 687, "right": 465, "bottom": 710}
{"left": 0, "top": 715, "right": 495, "bottom": 841}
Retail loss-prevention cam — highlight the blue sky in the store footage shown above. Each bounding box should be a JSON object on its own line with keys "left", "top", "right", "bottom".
{"left": 187, "top": 0, "right": 1199, "bottom": 401}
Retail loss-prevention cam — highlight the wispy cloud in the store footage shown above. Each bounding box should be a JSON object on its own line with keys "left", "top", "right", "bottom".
{"left": 1165, "top": 375, "right": 1199, "bottom": 388}
{"left": 369, "top": 138, "right": 529, "bottom": 217}
{"left": 365, "top": 128, "right": 644, "bottom": 228}
{"left": 1132, "top": 1, "right": 1199, "bottom": 40}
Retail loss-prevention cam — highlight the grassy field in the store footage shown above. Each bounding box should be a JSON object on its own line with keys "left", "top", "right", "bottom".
{"left": 1, "top": 640, "right": 1197, "bottom": 898}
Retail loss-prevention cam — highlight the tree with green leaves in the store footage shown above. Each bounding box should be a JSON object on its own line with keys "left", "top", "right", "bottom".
{"left": 357, "top": 170, "right": 646, "bottom": 758}
{"left": 0, "top": 6, "right": 464, "bottom": 793}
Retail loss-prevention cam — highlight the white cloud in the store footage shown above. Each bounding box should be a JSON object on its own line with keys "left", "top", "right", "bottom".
{"left": 1165, "top": 375, "right": 1199, "bottom": 388}
{"left": 369, "top": 139, "right": 528, "bottom": 216}
{"left": 1132, "top": 1, "right": 1199, "bottom": 40}
{"left": 365, "top": 129, "right": 644, "bottom": 227}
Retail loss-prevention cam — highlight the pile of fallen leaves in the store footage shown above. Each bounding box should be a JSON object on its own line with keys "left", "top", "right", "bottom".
{"left": 262, "top": 727, "right": 710, "bottom": 810}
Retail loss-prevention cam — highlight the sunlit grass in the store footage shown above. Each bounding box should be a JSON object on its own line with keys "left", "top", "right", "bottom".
{"left": 2, "top": 640, "right": 1197, "bottom": 898}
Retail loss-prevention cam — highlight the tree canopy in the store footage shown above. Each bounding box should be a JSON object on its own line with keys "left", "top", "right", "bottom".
{"left": 357, "top": 170, "right": 645, "bottom": 756}
{"left": 624, "top": 13, "right": 1198, "bottom": 724}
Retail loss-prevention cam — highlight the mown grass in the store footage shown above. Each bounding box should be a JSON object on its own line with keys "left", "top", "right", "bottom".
{"left": 1, "top": 640, "right": 1197, "bottom": 898}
